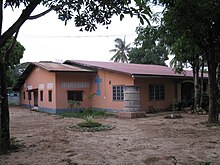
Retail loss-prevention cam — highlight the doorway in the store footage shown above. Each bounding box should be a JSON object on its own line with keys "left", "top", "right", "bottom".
{"left": 33, "top": 89, "right": 38, "bottom": 107}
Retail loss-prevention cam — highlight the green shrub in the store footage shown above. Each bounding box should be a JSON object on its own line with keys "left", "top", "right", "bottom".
{"left": 68, "top": 100, "right": 81, "bottom": 109}
{"left": 61, "top": 109, "right": 115, "bottom": 119}
{"left": 0, "top": 137, "right": 25, "bottom": 155}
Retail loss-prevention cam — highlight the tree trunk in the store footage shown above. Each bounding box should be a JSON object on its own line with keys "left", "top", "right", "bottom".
{"left": 192, "top": 63, "right": 200, "bottom": 111}
{"left": 200, "top": 56, "right": 204, "bottom": 108}
{"left": 217, "top": 63, "right": 220, "bottom": 96}
{"left": 192, "top": 66, "right": 196, "bottom": 111}
{"left": 207, "top": 58, "right": 219, "bottom": 123}
{"left": 0, "top": 62, "right": 10, "bottom": 152}
{"left": 195, "top": 63, "right": 200, "bottom": 110}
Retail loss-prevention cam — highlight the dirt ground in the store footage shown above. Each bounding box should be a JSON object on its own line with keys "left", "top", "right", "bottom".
{"left": 0, "top": 107, "right": 220, "bottom": 165}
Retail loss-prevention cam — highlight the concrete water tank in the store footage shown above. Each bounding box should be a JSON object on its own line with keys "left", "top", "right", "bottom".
{"left": 124, "top": 86, "right": 140, "bottom": 112}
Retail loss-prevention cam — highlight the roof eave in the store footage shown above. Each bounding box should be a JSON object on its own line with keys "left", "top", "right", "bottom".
{"left": 132, "top": 74, "right": 193, "bottom": 79}
{"left": 132, "top": 74, "right": 209, "bottom": 79}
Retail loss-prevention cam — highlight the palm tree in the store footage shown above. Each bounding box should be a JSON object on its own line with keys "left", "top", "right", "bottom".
{"left": 110, "top": 37, "right": 131, "bottom": 63}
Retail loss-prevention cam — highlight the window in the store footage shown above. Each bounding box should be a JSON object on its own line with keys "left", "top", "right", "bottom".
{"left": 40, "top": 91, "right": 43, "bottom": 101}
{"left": 112, "top": 85, "right": 124, "bottom": 101}
{"left": 23, "top": 92, "right": 25, "bottom": 100}
{"left": 48, "top": 90, "right": 52, "bottom": 102}
{"left": 149, "top": 84, "right": 165, "bottom": 101}
{"left": 28, "top": 91, "right": 31, "bottom": 100}
{"left": 67, "top": 91, "right": 83, "bottom": 101}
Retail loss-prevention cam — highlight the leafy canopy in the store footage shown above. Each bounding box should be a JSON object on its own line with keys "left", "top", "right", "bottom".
{"left": 4, "top": 1, "right": 150, "bottom": 32}
{"left": 128, "top": 25, "right": 168, "bottom": 65}
{"left": 0, "top": 38, "right": 25, "bottom": 67}
{"left": 0, "top": 38, "right": 25, "bottom": 87}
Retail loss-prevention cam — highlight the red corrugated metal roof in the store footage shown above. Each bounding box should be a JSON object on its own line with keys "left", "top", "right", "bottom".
{"left": 65, "top": 60, "right": 208, "bottom": 78}
{"left": 13, "top": 62, "right": 96, "bottom": 91}
{"left": 33, "top": 62, "right": 95, "bottom": 72}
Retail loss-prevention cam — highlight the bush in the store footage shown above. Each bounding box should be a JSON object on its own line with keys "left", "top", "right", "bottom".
{"left": 61, "top": 109, "right": 115, "bottom": 119}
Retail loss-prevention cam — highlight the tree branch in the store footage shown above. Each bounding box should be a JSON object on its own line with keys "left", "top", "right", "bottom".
{"left": 0, "top": 0, "right": 40, "bottom": 48}
{"left": 28, "top": 2, "right": 73, "bottom": 20}
{"left": 28, "top": 8, "right": 53, "bottom": 20}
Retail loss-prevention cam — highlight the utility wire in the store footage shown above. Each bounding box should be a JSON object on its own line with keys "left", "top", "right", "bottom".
{"left": 19, "top": 33, "right": 137, "bottom": 38}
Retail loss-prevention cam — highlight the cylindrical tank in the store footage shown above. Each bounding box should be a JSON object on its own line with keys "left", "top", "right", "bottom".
{"left": 124, "top": 86, "right": 140, "bottom": 112}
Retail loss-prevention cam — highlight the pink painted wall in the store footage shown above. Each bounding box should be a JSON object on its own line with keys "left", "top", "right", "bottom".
{"left": 55, "top": 72, "right": 96, "bottom": 109}
{"left": 20, "top": 65, "right": 198, "bottom": 113}
{"left": 20, "top": 67, "right": 56, "bottom": 109}
{"left": 91, "top": 70, "right": 134, "bottom": 111}
{"left": 134, "top": 77, "right": 176, "bottom": 112}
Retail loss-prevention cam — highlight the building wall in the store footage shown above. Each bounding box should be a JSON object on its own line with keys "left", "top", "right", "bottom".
{"left": 55, "top": 72, "right": 96, "bottom": 109}
{"left": 134, "top": 77, "right": 177, "bottom": 112}
{"left": 91, "top": 69, "right": 134, "bottom": 111}
{"left": 20, "top": 66, "right": 203, "bottom": 114}
{"left": 20, "top": 67, "right": 56, "bottom": 110}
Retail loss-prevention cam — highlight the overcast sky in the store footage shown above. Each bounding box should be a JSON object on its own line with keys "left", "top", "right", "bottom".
{"left": 4, "top": 6, "right": 141, "bottom": 63}
{"left": 3, "top": 4, "right": 163, "bottom": 63}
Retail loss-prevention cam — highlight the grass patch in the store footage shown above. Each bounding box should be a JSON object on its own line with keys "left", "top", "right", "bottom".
{"left": 69, "top": 124, "right": 114, "bottom": 132}
{"left": 10, "top": 137, "right": 25, "bottom": 151}
{"left": 201, "top": 121, "right": 220, "bottom": 127}
{"left": 0, "top": 137, "right": 25, "bottom": 155}
{"left": 61, "top": 109, "right": 116, "bottom": 119}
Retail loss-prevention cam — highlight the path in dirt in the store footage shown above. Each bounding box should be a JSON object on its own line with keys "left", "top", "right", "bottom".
{"left": 0, "top": 107, "right": 220, "bottom": 165}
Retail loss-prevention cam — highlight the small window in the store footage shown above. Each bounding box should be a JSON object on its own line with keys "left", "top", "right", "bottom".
{"left": 112, "top": 85, "right": 124, "bottom": 101}
{"left": 28, "top": 91, "right": 32, "bottom": 100}
{"left": 23, "top": 92, "right": 25, "bottom": 100}
{"left": 67, "top": 91, "right": 83, "bottom": 101}
{"left": 149, "top": 84, "right": 165, "bottom": 101}
{"left": 48, "top": 90, "right": 52, "bottom": 102}
{"left": 40, "top": 91, "right": 43, "bottom": 101}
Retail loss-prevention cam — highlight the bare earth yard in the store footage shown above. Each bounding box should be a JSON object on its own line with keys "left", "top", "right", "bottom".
{"left": 0, "top": 107, "right": 220, "bottom": 165}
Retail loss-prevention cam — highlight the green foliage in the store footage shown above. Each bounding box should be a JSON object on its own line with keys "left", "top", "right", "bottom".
{"left": 68, "top": 100, "right": 81, "bottom": 109}
{"left": 159, "top": 0, "right": 220, "bottom": 123}
{"left": 69, "top": 123, "right": 113, "bottom": 132}
{"left": 0, "top": 37, "right": 25, "bottom": 67}
{"left": 61, "top": 109, "right": 115, "bottom": 119}
{"left": 0, "top": 137, "right": 25, "bottom": 155}
{"left": 71, "top": 115, "right": 114, "bottom": 132}
{"left": 110, "top": 37, "right": 131, "bottom": 63}
{"left": 77, "top": 122, "right": 102, "bottom": 128}
{"left": 86, "top": 93, "right": 96, "bottom": 100}
{"left": 3, "top": 0, "right": 151, "bottom": 32}
{"left": 160, "top": 0, "right": 220, "bottom": 65}
{"left": 199, "top": 162, "right": 211, "bottom": 165}
{"left": 77, "top": 115, "right": 102, "bottom": 128}
{"left": 83, "top": 115, "right": 96, "bottom": 123}
{"left": 0, "top": 38, "right": 25, "bottom": 87}
{"left": 128, "top": 25, "right": 168, "bottom": 65}
{"left": 171, "top": 99, "right": 181, "bottom": 111}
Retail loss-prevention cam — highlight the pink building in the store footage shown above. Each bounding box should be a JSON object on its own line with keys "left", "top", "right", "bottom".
{"left": 14, "top": 60, "right": 208, "bottom": 114}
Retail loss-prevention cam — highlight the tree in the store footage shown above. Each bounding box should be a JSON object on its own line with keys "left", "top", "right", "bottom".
{"left": 110, "top": 37, "right": 131, "bottom": 63}
{"left": 168, "top": 36, "right": 204, "bottom": 111}
{"left": 0, "top": 37, "right": 25, "bottom": 152}
{"left": 0, "top": 38, "right": 26, "bottom": 87}
{"left": 0, "top": 0, "right": 152, "bottom": 152}
{"left": 128, "top": 25, "right": 168, "bottom": 65}
{"left": 160, "top": 0, "right": 220, "bottom": 123}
